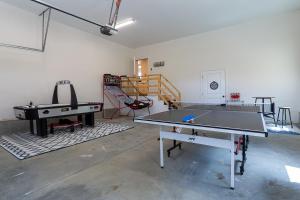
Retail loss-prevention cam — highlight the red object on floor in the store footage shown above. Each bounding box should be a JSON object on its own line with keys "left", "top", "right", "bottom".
{"left": 50, "top": 121, "right": 83, "bottom": 133}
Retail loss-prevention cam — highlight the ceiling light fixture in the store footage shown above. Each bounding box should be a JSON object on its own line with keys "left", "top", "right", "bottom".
{"left": 115, "top": 18, "right": 136, "bottom": 29}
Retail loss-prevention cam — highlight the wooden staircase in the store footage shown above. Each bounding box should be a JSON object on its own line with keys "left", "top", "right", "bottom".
{"left": 121, "top": 74, "right": 181, "bottom": 109}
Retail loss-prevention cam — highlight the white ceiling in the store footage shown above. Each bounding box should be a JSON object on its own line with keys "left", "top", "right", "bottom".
{"left": 2, "top": 0, "right": 300, "bottom": 48}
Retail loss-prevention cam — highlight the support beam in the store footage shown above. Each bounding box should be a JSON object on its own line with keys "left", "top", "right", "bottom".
{"left": 30, "top": 0, "right": 116, "bottom": 32}
{"left": 0, "top": 0, "right": 118, "bottom": 52}
{"left": 0, "top": 8, "right": 51, "bottom": 52}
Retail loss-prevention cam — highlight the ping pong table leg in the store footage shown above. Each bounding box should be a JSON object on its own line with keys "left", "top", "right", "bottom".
{"left": 160, "top": 128, "right": 164, "bottom": 168}
{"left": 230, "top": 134, "right": 235, "bottom": 190}
{"left": 240, "top": 135, "right": 246, "bottom": 175}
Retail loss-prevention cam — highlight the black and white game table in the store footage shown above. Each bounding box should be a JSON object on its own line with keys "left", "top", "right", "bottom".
{"left": 14, "top": 102, "right": 103, "bottom": 138}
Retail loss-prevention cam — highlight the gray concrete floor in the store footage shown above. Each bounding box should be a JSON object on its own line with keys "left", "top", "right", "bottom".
{"left": 0, "top": 118, "right": 300, "bottom": 200}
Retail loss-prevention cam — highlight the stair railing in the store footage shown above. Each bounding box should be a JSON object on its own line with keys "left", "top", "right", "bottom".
{"left": 121, "top": 74, "right": 181, "bottom": 108}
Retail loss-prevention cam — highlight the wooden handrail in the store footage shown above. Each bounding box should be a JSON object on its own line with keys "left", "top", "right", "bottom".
{"left": 121, "top": 74, "right": 181, "bottom": 108}
{"left": 121, "top": 76, "right": 149, "bottom": 99}
{"left": 160, "top": 81, "right": 179, "bottom": 100}
{"left": 122, "top": 77, "right": 160, "bottom": 81}
{"left": 158, "top": 93, "right": 169, "bottom": 105}
{"left": 160, "top": 75, "right": 181, "bottom": 97}
{"left": 122, "top": 84, "right": 159, "bottom": 88}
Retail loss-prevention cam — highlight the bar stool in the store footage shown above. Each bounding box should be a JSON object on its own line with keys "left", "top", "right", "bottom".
{"left": 276, "top": 107, "right": 293, "bottom": 128}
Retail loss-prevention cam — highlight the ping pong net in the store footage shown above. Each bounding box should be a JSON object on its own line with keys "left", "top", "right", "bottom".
{"left": 172, "top": 102, "right": 261, "bottom": 113}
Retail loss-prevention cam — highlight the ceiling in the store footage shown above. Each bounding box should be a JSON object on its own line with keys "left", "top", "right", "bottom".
{"left": 2, "top": 0, "right": 300, "bottom": 48}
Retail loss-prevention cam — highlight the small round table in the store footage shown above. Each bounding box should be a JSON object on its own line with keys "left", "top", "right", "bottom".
{"left": 252, "top": 97, "right": 275, "bottom": 118}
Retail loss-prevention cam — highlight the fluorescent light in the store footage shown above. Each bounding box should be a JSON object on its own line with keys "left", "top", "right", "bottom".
{"left": 115, "top": 18, "right": 136, "bottom": 29}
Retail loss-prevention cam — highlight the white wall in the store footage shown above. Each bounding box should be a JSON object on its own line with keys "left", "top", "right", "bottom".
{"left": 135, "top": 11, "right": 300, "bottom": 122}
{"left": 0, "top": 2, "right": 133, "bottom": 120}
{"left": 1, "top": 1, "right": 300, "bottom": 122}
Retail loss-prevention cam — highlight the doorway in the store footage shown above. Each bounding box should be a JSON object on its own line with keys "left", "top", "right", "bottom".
{"left": 134, "top": 58, "right": 149, "bottom": 77}
{"left": 201, "top": 70, "right": 226, "bottom": 104}
{"left": 134, "top": 58, "right": 149, "bottom": 95}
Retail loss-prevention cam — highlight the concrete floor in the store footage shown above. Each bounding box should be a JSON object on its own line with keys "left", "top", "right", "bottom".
{"left": 0, "top": 118, "right": 300, "bottom": 200}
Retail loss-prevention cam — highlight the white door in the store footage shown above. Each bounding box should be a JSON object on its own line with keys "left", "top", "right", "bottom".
{"left": 201, "top": 70, "right": 226, "bottom": 104}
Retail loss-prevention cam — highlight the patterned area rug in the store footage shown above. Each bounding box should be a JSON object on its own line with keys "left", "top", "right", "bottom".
{"left": 267, "top": 124, "right": 300, "bottom": 136}
{"left": 0, "top": 122, "right": 133, "bottom": 160}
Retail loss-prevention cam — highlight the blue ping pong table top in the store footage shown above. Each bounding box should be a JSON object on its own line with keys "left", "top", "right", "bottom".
{"left": 134, "top": 104, "right": 267, "bottom": 135}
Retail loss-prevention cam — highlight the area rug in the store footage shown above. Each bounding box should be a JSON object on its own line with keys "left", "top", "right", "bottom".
{"left": 267, "top": 125, "right": 300, "bottom": 136}
{"left": 0, "top": 122, "right": 133, "bottom": 160}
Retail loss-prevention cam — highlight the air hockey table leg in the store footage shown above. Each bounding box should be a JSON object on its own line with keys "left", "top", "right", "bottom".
{"left": 85, "top": 113, "right": 95, "bottom": 126}
{"left": 29, "top": 120, "right": 34, "bottom": 134}
{"left": 36, "top": 119, "right": 48, "bottom": 138}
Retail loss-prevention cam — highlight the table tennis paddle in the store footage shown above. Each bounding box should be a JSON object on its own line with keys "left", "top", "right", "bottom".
{"left": 182, "top": 114, "right": 196, "bottom": 123}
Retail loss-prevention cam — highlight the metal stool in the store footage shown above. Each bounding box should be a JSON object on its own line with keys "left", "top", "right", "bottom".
{"left": 276, "top": 107, "right": 293, "bottom": 128}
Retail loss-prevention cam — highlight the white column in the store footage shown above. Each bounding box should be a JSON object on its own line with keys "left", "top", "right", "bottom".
{"left": 160, "top": 127, "right": 164, "bottom": 168}
{"left": 230, "top": 133, "right": 235, "bottom": 189}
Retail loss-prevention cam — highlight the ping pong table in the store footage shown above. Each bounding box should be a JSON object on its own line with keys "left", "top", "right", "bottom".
{"left": 134, "top": 104, "right": 268, "bottom": 189}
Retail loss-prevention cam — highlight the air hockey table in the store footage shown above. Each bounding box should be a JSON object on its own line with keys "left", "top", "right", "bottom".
{"left": 14, "top": 102, "right": 103, "bottom": 138}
